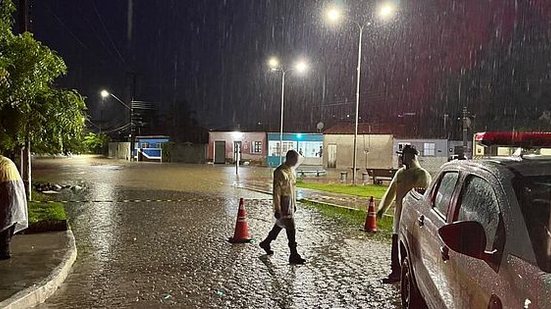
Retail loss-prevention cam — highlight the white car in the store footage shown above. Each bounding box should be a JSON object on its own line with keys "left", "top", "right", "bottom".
{"left": 399, "top": 154, "right": 551, "bottom": 308}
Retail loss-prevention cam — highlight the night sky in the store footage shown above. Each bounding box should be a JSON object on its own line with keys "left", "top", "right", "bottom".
{"left": 30, "top": 0, "right": 551, "bottom": 138}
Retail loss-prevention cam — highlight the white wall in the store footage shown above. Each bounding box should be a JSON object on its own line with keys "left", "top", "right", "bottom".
{"left": 392, "top": 139, "right": 450, "bottom": 174}
{"left": 108, "top": 142, "right": 131, "bottom": 160}
{"left": 323, "top": 134, "right": 394, "bottom": 169}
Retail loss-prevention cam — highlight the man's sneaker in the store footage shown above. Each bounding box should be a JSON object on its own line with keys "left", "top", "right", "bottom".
{"left": 289, "top": 254, "right": 306, "bottom": 264}
{"left": 382, "top": 271, "right": 400, "bottom": 284}
{"left": 259, "top": 241, "right": 273, "bottom": 255}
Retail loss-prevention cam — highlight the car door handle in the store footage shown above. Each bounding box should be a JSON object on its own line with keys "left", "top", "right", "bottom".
{"left": 417, "top": 215, "right": 425, "bottom": 227}
{"left": 440, "top": 246, "right": 450, "bottom": 261}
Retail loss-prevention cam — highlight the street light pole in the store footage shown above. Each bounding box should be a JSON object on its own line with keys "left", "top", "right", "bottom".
{"left": 268, "top": 57, "right": 308, "bottom": 166}
{"left": 130, "top": 103, "right": 134, "bottom": 161}
{"left": 279, "top": 70, "right": 286, "bottom": 165}
{"left": 101, "top": 90, "right": 133, "bottom": 161}
{"left": 352, "top": 24, "right": 364, "bottom": 185}
{"left": 325, "top": 3, "right": 396, "bottom": 185}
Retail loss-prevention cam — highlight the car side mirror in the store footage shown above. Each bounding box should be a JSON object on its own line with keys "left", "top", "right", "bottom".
{"left": 438, "top": 221, "right": 487, "bottom": 260}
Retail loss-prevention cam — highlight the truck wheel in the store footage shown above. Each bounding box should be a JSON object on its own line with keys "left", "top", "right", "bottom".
{"left": 401, "top": 256, "right": 426, "bottom": 309}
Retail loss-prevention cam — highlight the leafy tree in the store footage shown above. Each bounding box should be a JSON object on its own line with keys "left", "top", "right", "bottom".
{"left": 0, "top": 0, "right": 87, "bottom": 154}
{"left": 83, "top": 132, "right": 110, "bottom": 154}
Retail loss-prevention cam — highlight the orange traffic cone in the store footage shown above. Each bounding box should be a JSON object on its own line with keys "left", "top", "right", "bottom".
{"left": 364, "top": 196, "right": 377, "bottom": 232}
{"left": 229, "top": 198, "right": 252, "bottom": 243}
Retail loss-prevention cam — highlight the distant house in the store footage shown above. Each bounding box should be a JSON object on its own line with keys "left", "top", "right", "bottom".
{"left": 134, "top": 135, "right": 170, "bottom": 162}
{"left": 208, "top": 131, "right": 266, "bottom": 164}
{"left": 393, "top": 138, "right": 451, "bottom": 174}
{"left": 266, "top": 133, "right": 323, "bottom": 167}
{"left": 323, "top": 123, "right": 394, "bottom": 170}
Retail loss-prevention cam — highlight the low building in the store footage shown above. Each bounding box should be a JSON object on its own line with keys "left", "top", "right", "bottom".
{"left": 134, "top": 135, "right": 170, "bottom": 162}
{"left": 449, "top": 140, "right": 468, "bottom": 158}
{"left": 472, "top": 131, "right": 551, "bottom": 158}
{"left": 108, "top": 142, "right": 131, "bottom": 160}
{"left": 392, "top": 138, "right": 450, "bottom": 174}
{"left": 208, "top": 131, "right": 266, "bottom": 164}
{"left": 322, "top": 123, "right": 394, "bottom": 170}
{"left": 162, "top": 142, "right": 207, "bottom": 163}
{"left": 266, "top": 132, "right": 323, "bottom": 167}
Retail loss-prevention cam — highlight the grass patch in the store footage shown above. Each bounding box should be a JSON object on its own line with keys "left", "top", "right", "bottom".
{"left": 302, "top": 200, "right": 394, "bottom": 241}
{"left": 28, "top": 192, "right": 67, "bottom": 224}
{"left": 297, "top": 181, "right": 388, "bottom": 199}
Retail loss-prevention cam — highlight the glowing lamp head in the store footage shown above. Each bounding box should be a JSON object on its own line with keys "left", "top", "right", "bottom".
{"left": 100, "top": 90, "right": 110, "bottom": 98}
{"left": 294, "top": 60, "right": 308, "bottom": 74}
{"left": 326, "top": 7, "right": 342, "bottom": 23}
{"left": 268, "top": 57, "right": 280, "bottom": 70}
{"left": 378, "top": 2, "right": 397, "bottom": 20}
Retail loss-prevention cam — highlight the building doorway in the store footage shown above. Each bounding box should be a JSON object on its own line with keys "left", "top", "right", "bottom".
{"left": 327, "top": 144, "right": 337, "bottom": 168}
{"left": 214, "top": 141, "right": 225, "bottom": 164}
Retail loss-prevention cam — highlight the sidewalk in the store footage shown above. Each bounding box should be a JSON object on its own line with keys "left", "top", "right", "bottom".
{"left": 0, "top": 231, "right": 76, "bottom": 309}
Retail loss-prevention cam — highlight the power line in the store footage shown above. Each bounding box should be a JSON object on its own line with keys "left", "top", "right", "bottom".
{"left": 80, "top": 8, "right": 124, "bottom": 67}
{"left": 101, "top": 123, "right": 130, "bottom": 133}
{"left": 90, "top": 0, "right": 127, "bottom": 66}
{"left": 44, "top": 4, "right": 90, "bottom": 50}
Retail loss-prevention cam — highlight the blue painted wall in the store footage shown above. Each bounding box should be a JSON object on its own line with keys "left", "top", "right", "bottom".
{"left": 266, "top": 133, "right": 323, "bottom": 167}
{"left": 133, "top": 136, "right": 170, "bottom": 159}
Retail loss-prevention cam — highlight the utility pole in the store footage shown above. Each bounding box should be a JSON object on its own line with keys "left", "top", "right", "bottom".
{"left": 462, "top": 106, "right": 469, "bottom": 158}
{"left": 129, "top": 72, "right": 136, "bottom": 161}
{"left": 443, "top": 114, "right": 449, "bottom": 139}
{"left": 126, "top": 0, "right": 135, "bottom": 160}
{"left": 17, "top": 0, "right": 32, "bottom": 33}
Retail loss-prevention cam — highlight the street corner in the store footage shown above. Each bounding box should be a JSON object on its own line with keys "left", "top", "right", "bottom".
{"left": 0, "top": 230, "right": 77, "bottom": 309}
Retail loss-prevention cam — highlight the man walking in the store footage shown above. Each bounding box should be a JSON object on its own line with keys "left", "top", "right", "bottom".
{"left": 377, "top": 145, "right": 431, "bottom": 283}
{"left": 259, "top": 150, "right": 306, "bottom": 264}
{"left": 0, "top": 155, "right": 28, "bottom": 260}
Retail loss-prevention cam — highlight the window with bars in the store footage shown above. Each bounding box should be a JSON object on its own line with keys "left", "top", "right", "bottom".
{"left": 424, "top": 143, "right": 436, "bottom": 156}
{"left": 268, "top": 141, "right": 296, "bottom": 156}
{"left": 252, "top": 141, "right": 262, "bottom": 154}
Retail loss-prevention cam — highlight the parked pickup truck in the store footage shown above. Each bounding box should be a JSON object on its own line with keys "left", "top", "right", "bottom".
{"left": 398, "top": 156, "right": 551, "bottom": 309}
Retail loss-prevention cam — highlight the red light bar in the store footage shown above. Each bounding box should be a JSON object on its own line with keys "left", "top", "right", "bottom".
{"left": 475, "top": 131, "right": 551, "bottom": 147}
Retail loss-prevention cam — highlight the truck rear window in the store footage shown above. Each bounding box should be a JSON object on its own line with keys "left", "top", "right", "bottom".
{"left": 513, "top": 175, "right": 551, "bottom": 273}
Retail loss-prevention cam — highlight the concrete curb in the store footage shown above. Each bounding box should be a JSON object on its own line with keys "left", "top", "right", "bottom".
{"left": 238, "top": 185, "right": 272, "bottom": 196}
{"left": 0, "top": 230, "right": 77, "bottom": 309}
{"left": 299, "top": 198, "right": 394, "bottom": 218}
{"left": 298, "top": 198, "right": 360, "bottom": 212}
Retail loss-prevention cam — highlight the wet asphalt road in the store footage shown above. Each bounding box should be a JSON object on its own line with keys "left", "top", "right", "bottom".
{"left": 32, "top": 156, "right": 400, "bottom": 308}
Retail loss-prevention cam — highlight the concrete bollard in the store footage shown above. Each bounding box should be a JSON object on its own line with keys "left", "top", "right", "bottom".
{"left": 362, "top": 172, "right": 369, "bottom": 184}
{"left": 340, "top": 171, "right": 348, "bottom": 183}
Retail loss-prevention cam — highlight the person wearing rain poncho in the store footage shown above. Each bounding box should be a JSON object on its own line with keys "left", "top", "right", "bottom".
{"left": 377, "top": 145, "right": 431, "bottom": 283}
{"left": 259, "top": 150, "right": 306, "bottom": 264}
{"left": 0, "top": 155, "right": 28, "bottom": 260}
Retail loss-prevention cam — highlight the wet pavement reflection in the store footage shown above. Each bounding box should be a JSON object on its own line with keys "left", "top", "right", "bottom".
{"left": 33, "top": 156, "right": 399, "bottom": 308}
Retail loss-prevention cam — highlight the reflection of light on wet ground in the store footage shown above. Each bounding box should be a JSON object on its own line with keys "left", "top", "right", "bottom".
{"left": 223, "top": 198, "right": 239, "bottom": 219}
{"left": 33, "top": 157, "right": 399, "bottom": 308}
{"left": 87, "top": 181, "right": 117, "bottom": 265}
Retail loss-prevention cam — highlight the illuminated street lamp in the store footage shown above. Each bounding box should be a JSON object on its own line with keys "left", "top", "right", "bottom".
{"left": 268, "top": 57, "right": 309, "bottom": 165}
{"left": 326, "top": 7, "right": 341, "bottom": 23}
{"left": 100, "top": 89, "right": 134, "bottom": 160}
{"left": 268, "top": 57, "right": 279, "bottom": 70}
{"left": 324, "top": 2, "right": 397, "bottom": 184}
{"left": 377, "top": 2, "right": 397, "bottom": 20}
